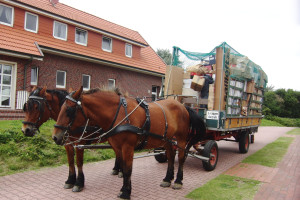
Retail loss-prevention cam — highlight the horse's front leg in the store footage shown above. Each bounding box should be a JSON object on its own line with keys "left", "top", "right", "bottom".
{"left": 64, "top": 144, "right": 76, "bottom": 189}
{"left": 72, "top": 147, "right": 85, "bottom": 192}
{"left": 118, "top": 145, "right": 134, "bottom": 200}
{"left": 160, "top": 144, "right": 176, "bottom": 188}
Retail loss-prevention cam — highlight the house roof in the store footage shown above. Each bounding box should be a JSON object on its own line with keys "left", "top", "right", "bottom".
{"left": 1, "top": 0, "right": 166, "bottom": 75}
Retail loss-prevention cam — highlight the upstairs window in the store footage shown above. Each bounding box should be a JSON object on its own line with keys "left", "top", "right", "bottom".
{"left": 0, "top": 3, "right": 14, "bottom": 27}
{"left": 75, "top": 28, "right": 87, "bottom": 46}
{"left": 25, "top": 12, "right": 38, "bottom": 33}
{"left": 53, "top": 21, "right": 67, "bottom": 41}
{"left": 125, "top": 43, "right": 132, "bottom": 58}
{"left": 82, "top": 74, "right": 90, "bottom": 90}
{"left": 30, "top": 67, "right": 38, "bottom": 85}
{"left": 56, "top": 70, "right": 66, "bottom": 88}
{"left": 102, "top": 36, "right": 112, "bottom": 52}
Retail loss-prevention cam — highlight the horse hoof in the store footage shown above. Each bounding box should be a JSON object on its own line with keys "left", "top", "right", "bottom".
{"left": 72, "top": 185, "right": 83, "bottom": 192}
{"left": 118, "top": 172, "right": 123, "bottom": 178}
{"left": 172, "top": 183, "right": 183, "bottom": 190}
{"left": 111, "top": 169, "right": 119, "bottom": 175}
{"left": 118, "top": 192, "right": 130, "bottom": 199}
{"left": 160, "top": 181, "right": 171, "bottom": 188}
{"left": 64, "top": 183, "right": 74, "bottom": 189}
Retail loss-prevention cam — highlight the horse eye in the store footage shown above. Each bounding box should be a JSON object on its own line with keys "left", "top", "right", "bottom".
{"left": 66, "top": 106, "right": 76, "bottom": 118}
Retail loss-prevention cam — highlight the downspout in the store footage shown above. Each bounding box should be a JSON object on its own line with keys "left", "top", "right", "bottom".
{"left": 23, "top": 57, "right": 33, "bottom": 90}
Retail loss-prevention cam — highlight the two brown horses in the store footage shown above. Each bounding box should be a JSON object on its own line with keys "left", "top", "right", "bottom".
{"left": 22, "top": 87, "right": 121, "bottom": 192}
{"left": 52, "top": 86, "right": 206, "bottom": 199}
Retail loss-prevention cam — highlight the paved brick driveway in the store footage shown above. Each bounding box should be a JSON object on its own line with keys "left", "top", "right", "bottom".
{"left": 0, "top": 127, "right": 295, "bottom": 200}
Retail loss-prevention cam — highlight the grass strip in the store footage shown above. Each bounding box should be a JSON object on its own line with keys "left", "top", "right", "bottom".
{"left": 286, "top": 128, "right": 300, "bottom": 135}
{"left": 186, "top": 174, "right": 260, "bottom": 200}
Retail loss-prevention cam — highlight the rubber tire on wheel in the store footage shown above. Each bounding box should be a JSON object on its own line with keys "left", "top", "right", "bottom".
{"left": 239, "top": 132, "right": 250, "bottom": 153}
{"left": 202, "top": 140, "right": 219, "bottom": 171}
{"left": 154, "top": 152, "right": 167, "bottom": 163}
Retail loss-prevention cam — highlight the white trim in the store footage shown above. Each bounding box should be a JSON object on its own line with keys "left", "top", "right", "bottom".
{"left": 24, "top": 11, "right": 38, "bottom": 33}
{"left": 0, "top": 50, "right": 43, "bottom": 60}
{"left": 75, "top": 27, "right": 88, "bottom": 46}
{"left": 125, "top": 43, "right": 132, "bottom": 58}
{"left": 2, "top": 0, "right": 147, "bottom": 47}
{"left": 102, "top": 36, "right": 112, "bottom": 52}
{"left": 56, "top": 70, "right": 66, "bottom": 88}
{"left": 0, "top": 2, "right": 14, "bottom": 27}
{"left": 53, "top": 20, "right": 68, "bottom": 41}
{"left": 82, "top": 74, "right": 90, "bottom": 90}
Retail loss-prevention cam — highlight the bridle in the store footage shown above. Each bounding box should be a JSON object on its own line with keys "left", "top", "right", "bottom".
{"left": 22, "top": 95, "right": 53, "bottom": 133}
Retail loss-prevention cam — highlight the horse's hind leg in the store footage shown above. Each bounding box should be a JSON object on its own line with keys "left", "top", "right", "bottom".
{"left": 72, "top": 148, "right": 85, "bottom": 192}
{"left": 160, "top": 144, "right": 176, "bottom": 188}
{"left": 64, "top": 145, "right": 76, "bottom": 189}
{"left": 112, "top": 148, "right": 123, "bottom": 178}
{"left": 173, "top": 142, "right": 186, "bottom": 190}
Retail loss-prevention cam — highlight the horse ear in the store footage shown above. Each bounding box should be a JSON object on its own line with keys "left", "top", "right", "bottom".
{"left": 31, "top": 86, "right": 37, "bottom": 92}
{"left": 39, "top": 86, "right": 47, "bottom": 97}
{"left": 73, "top": 86, "right": 83, "bottom": 100}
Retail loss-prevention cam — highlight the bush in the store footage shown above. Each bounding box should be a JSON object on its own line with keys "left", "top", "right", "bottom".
{"left": 265, "top": 115, "right": 300, "bottom": 127}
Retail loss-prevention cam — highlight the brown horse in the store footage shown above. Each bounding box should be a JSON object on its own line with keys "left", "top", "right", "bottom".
{"left": 52, "top": 86, "right": 206, "bottom": 199}
{"left": 22, "top": 87, "right": 121, "bottom": 192}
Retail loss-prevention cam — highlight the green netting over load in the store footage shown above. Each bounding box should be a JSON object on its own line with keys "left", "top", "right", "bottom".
{"left": 172, "top": 42, "right": 268, "bottom": 88}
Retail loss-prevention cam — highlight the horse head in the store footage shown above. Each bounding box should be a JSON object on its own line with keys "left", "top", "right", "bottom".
{"left": 22, "top": 86, "right": 52, "bottom": 136}
{"left": 52, "top": 86, "right": 85, "bottom": 145}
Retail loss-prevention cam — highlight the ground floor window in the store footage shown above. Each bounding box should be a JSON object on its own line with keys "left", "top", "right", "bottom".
{"left": 152, "top": 85, "right": 160, "bottom": 101}
{"left": 30, "top": 67, "right": 38, "bottom": 85}
{"left": 82, "top": 74, "right": 90, "bottom": 90}
{"left": 0, "top": 62, "right": 16, "bottom": 107}
{"left": 56, "top": 70, "right": 66, "bottom": 88}
{"left": 108, "top": 79, "right": 115, "bottom": 90}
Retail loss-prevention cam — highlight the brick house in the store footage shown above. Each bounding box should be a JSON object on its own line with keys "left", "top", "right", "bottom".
{"left": 0, "top": 0, "right": 166, "bottom": 119}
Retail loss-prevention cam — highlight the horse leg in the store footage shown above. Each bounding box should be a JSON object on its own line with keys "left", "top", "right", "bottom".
{"left": 112, "top": 149, "right": 123, "bottom": 178}
{"left": 64, "top": 145, "right": 76, "bottom": 189}
{"left": 160, "top": 144, "right": 176, "bottom": 188}
{"left": 118, "top": 145, "right": 134, "bottom": 200}
{"left": 72, "top": 147, "right": 85, "bottom": 192}
{"left": 173, "top": 144, "right": 186, "bottom": 190}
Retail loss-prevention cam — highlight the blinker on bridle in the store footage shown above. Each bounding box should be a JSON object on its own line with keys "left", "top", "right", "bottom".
{"left": 22, "top": 95, "right": 53, "bottom": 133}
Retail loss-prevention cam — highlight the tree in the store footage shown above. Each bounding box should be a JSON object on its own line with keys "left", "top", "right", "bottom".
{"left": 156, "top": 49, "right": 172, "bottom": 65}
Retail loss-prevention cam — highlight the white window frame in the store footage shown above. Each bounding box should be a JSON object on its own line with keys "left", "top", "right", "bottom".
{"left": 0, "top": 3, "right": 14, "bottom": 27}
{"left": 102, "top": 36, "right": 112, "bottom": 52}
{"left": 30, "top": 67, "right": 38, "bottom": 85}
{"left": 56, "top": 70, "right": 66, "bottom": 88}
{"left": 75, "top": 27, "right": 88, "bottom": 46}
{"left": 24, "top": 12, "right": 38, "bottom": 33}
{"left": 125, "top": 43, "right": 132, "bottom": 58}
{"left": 82, "top": 74, "right": 90, "bottom": 91}
{"left": 53, "top": 21, "right": 68, "bottom": 41}
{"left": 108, "top": 79, "right": 115, "bottom": 89}
{"left": 0, "top": 60, "right": 17, "bottom": 109}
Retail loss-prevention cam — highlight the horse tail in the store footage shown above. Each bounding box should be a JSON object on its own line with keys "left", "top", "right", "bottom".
{"left": 184, "top": 106, "right": 206, "bottom": 151}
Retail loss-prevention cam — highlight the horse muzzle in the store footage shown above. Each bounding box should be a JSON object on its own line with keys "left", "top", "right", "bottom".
{"left": 21, "top": 124, "right": 37, "bottom": 137}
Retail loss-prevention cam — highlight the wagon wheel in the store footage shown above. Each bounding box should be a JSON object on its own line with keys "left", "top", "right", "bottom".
{"left": 154, "top": 148, "right": 167, "bottom": 163}
{"left": 239, "top": 132, "right": 250, "bottom": 153}
{"left": 202, "top": 140, "right": 219, "bottom": 171}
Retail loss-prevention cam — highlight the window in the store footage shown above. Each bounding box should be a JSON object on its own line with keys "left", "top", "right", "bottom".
{"left": 108, "top": 79, "right": 115, "bottom": 89}
{"left": 75, "top": 28, "right": 87, "bottom": 46}
{"left": 0, "top": 3, "right": 14, "bottom": 26}
{"left": 102, "top": 36, "right": 112, "bottom": 52}
{"left": 125, "top": 43, "right": 132, "bottom": 58}
{"left": 25, "top": 12, "right": 38, "bottom": 33}
{"left": 152, "top": 86, "right": 160, "bottom": 101}
{"left": 56, "top": 70, "right": 66, "bottom": 88}
{"left": 53, "top": 21, "right": 67, "bottom": 40}
{"left": 0, "top": 63, "right": 13, "bottom": 107}
{"left": 82, "top": 74, "right": 90, "bottom": 90}
{"left": 30, "top": 67, "right": 38, "bottom": 85}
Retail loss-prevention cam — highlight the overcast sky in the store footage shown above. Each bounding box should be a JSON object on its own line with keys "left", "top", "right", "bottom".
{"left": 60, "top": 0, "right": 300, "bottom": 91}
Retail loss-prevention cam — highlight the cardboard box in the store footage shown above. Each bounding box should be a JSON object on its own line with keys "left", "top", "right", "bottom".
{"left": 182, "top": 88, "right": 199, "bottom": 96}
{"left": 183, "top": 72, "right": 191, "bottom": 79}
{"left": 191, "top": 75, "right": 205, "bottom": 91}
{"left": 164, "top": 65, "right": 184, "bottom": 96}
{"left": 246, "top": 80, "right": 255, "bottom": 93}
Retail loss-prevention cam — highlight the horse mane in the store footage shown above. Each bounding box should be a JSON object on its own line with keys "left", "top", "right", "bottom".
{"left": 83, "top": 87, "right": 123, "bottom": 96}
